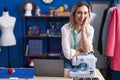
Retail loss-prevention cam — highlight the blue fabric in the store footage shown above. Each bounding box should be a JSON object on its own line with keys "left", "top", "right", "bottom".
{"left": 111, "top": 0, "right": 120, "bottom": 7}
{"left": 0, "top": 68, "right": 34, "bottom": 78}
{"left": 60, "top": 52, "right": 74, "bottom": 69}
{"left": 110, "top": 69, "right": 120, "bottom": 80}
{"left": 64, "top": 59, "right": 73, "bottom": 69}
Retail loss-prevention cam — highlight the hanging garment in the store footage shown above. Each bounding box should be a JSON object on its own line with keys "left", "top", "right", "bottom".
{"left": 106, "top": 6, "right": 120, "bottom": 71}
{"left": 101, "top": 6, "right": 116, "bottom": 55}
{"left": 97, "top": 8, "right": 108, "bottom": 54}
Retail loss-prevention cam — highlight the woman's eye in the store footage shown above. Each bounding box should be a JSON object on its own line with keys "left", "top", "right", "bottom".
{"left": 76, "top": 11, "right": 82, "bottom": 14}
{"left": 76, "top": 11, "right": 88, "bottom": 15}
{"left": 84, "top": 12, "right": 88, "bottom": 15}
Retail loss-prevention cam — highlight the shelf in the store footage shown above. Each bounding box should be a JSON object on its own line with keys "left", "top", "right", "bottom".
{"left": 23, "top": 15, "right": 69, "bottom": 18}
{"left": 48, "top": 53, "right": 61, "bottom": 57}
{"left": 48, "top": 35, "right": 61, "bottom": 38}
{"left": 24, "top": 34, "right": 61, "bottom": 38}
{"left": 25, "top": 53, "right": 61, "bottom": 59}
{"left": 22, "top": 14, "right": 68, "bottom": 63}
{"left": 25, "top": 34, "right": 47, "bottom": 38}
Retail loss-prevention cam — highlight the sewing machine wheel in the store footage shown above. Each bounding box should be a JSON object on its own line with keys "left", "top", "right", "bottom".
{"left": 79, "top": 63, "right": 88, "bottom": 71}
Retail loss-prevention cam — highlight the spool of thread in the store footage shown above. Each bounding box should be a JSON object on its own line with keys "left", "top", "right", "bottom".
{"left": 59, "top": 6, "right": 64, "bottom": 12}
{"left": 8, "top": 68, "right": 15, "bottom": 74}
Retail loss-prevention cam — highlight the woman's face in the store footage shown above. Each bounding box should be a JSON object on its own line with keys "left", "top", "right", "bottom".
{"left": 75, "top": 5, "right": 89, "bottom": 25}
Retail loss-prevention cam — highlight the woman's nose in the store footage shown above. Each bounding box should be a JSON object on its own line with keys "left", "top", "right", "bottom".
{"left": 80, "top": 13, "right": 85, "bottom": 19}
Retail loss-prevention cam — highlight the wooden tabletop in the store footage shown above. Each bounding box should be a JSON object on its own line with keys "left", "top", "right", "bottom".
{"left": 32, "top": 69, "right": 105, "bottom": 80}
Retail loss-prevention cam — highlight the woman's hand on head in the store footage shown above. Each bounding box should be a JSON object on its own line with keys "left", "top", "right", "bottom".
{"left": 81, "top": 15, "right": 90, "bottom": 30}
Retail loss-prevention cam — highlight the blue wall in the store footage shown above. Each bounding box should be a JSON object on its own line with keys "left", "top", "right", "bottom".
{"left": 0, "top": 0, "right": 111, "bottom": 67}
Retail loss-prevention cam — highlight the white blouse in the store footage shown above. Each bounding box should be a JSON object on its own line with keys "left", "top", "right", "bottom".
{"left": 61, "top": 23, "right": 94, "bottom": 60}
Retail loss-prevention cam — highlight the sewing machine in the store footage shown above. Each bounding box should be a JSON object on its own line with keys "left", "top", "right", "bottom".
{"left": 69, "top": 53, "right": 97, "bottom": 78}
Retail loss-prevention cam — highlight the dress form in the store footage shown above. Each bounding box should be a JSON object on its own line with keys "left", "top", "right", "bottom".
{"left": 0, "top": 9, "right": 16, "bottom": 46}
{"left": 24, "top": 2, "right": 33, "bottom": 16}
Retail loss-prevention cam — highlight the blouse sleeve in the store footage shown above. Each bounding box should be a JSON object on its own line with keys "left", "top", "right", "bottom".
{"left": 61, "top": 24, "right": 75, "bottom": 60}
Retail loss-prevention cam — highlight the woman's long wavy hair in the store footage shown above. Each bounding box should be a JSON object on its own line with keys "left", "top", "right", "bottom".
{"left": 69, "top": 1, "right": 91, "bottom": 29}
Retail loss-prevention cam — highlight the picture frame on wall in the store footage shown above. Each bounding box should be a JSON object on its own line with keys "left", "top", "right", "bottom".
{"left": 90, "top": 2, "right": 110, "bottom": 13}
{"left": 89, "top": 1, "right": 110, "bottom": 29}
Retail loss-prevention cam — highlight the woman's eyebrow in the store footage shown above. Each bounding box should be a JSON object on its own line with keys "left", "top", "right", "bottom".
{"left": 76, "top": 11, "right": 88, "bottom": 13}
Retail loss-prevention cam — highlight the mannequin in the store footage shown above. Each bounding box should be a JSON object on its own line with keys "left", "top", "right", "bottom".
{"left": 0, "top": 7, "right": 16, "bottom": 46}
{"left": 24, "top": 2, "right": 33, "bottom": 16}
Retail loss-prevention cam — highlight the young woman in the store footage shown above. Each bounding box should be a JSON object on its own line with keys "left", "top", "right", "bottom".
{"left": 61, "top": 1, "right": 94, "bottom": 68}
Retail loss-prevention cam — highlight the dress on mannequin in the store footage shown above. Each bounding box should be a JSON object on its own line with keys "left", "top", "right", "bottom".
{"left": 0, "top": 8, "right": 16, "bottom": 46}
{"left": 24, "top": 2, "right": 33, "bottom": 16}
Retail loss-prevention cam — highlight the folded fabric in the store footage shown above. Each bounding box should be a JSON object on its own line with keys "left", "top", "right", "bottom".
{"left": 0, "top": 68, "right": 34, "bottom": 78}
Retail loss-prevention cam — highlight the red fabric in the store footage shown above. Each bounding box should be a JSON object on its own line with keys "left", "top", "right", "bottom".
{"left": 106, "top": 6, "right": 120, "bottom": 71}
